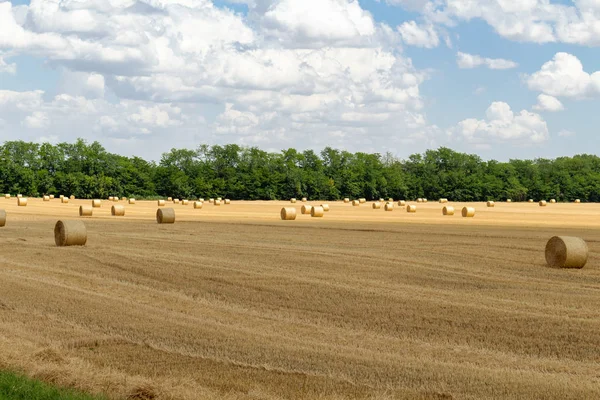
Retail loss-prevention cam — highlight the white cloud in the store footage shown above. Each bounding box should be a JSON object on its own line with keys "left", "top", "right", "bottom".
{"left": 558, "top": 129, "right": 575, "bottom": 138}
{"left": 526, "top": 52, "right": 600, "bottom": 98}
{"left": 398, "top": 21, "right": 439, "bottom": 48}
{"left": 57, "top": 70, "right": 105, "bottom": 99}
{"left": 454, "top": 101, "right": 549, "bottom": 145}
{"left": 0, "top": 53, "right": 16, "bottom": 74}
{"left": 532, "top": 94, "right": 564, "bottom": 112}
{"left": 24, "top": 111, "right": 50, "bottom": 129}
{"left": 456, "top": 52, "right": 517, "bottom": 70}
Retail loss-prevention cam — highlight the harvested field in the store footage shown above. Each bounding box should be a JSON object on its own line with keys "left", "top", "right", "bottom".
{"left": 0, "top": 198, "right": 599, "bottom": 399}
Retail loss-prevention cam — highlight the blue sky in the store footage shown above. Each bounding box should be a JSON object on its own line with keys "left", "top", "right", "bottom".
{"left": 0, "top": 0, "right": 599, "bottom": 161}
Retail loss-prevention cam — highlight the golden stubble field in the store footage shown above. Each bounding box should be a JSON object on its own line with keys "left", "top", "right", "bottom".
{"left": 0, "top": 197, "right": 599, "bottom": 399}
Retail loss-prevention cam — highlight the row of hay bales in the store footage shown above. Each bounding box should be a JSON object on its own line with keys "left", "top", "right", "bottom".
{"left": 281, "top": 204, "right": 330, "bottom": 220}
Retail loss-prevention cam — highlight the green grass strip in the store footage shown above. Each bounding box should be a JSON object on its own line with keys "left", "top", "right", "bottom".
{"left": 0, "top": 370, "right": 106, "bottom": 400}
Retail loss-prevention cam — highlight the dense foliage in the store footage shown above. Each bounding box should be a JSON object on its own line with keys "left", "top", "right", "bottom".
{"left": 1, "top": 139, "right": 599, "bottom": 202}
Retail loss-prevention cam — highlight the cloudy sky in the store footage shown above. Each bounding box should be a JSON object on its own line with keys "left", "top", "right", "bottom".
{"left": 0, "top": 0, "right": 599, "bottom": 161}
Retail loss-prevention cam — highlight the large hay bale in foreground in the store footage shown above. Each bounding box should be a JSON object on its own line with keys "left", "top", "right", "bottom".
{"left": 17, "top": 198, "right": 27, "bottom": 207}
{"left": 442, "top": 206, "right": 454, "bottom": 216}
{"left": 384, "top": 202, "right": 394, "bottom": 211}
{"left": 462, "top": 207, "right": 475, "bottom": 217}
{"left": 321, "top": 204, "right": 329, "bottom": 212}
{"left": 194, "top": 201, "right": 203, "bottom": 209}
{"left": 487, "top": 201, "right": 495, "bottom": 207}
{"left": 54, "top": 220, "right": 87, "bottom": 246}
{"left": 301, "top": 205, "right": 312, "bottom": 215}
{"left": 311, "top": 206, "right": 324, "bottom": 217}
{"left": 539, "top": 200, "right": 547, "bottom": 207}
{"left": 372, "top": 202, "right": 381, "bottom": 209}
{"left": 157, "top": 208, "right": 175, "bottom": 224}
{"left": 92, "top": 200, "right": 101, "bottom": 208}
{"left": 158, "top": 200, "right": 166, "bottom": 206}
{"left": 406, "top": 205, "right": 416, "bottom": 213}
{"left": 79, "top": 206, "right": 93, "bottom": 217}
{"left": 545, "top": 236, "right": 588, "bottom": 269}
{"left": 0, "top": 210, "right": 5, "bottom": 227}
{"left": 111, "top": 205, "right": 125, "bottom": 216}
{"left": 280, "top": 207, "right": 296, "bottom": 220}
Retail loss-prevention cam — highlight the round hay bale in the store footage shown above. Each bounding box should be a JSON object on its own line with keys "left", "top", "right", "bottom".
{"left": 167, "top": 197, "right": 173, "bottom": 201}
{"left": 545, "top": 236, "right": 588, "bottom": 269}
{"left": 301, "top": 205, "right": 312, "bottom": 214}
{"left": 0, "top": 210, "right": 6, "bottom": 227}
{"left": 302, "top": 197, "right": 307, "bottom": 202}
{"left": 388, "top": 198, "right": 394, "bottom": 202}
{"left": 406, "top": 205, "right": 416, "bottom": 213}
{"left": 311, "top": 206, "right": 324, "bottom": 217}
{"left": 539, "top": 200, "right": 547, "bottom": 207}
{"left": 54, "top": 220, "right": 87, "bottom": 247}
{"left": 575, "top": 199, "right": 581, "bottom": 203}
{"left": 79, "top": 205, "right": 93, "bottom": 217}
{"left": 198, "top": 198, "right": 205, "bottom": 202}
{"left": 121, "top": 197, "right": 127, "bottom": 201}
{"left": 91, "top": 200, "right": 101, "bottom": 208}
{"left": 17, "top": 198, "right": 27, "bottom": 207}
{"left": 129, "top": 198, "right": 136, "bottom": 205}
{"left": 343, "top": 198, "right": 350, "bottom": 203}
{"left": 528, "top": 199, "right": 534, "bottom": 203}
{"left": 352, "top": 200, "right": 360, "bottom": 206}
{"left": 442, "top": 206, "right": 455, "bottom": 216}
{"left": 291, "top": 198, "right": 297, "bottom": 203}
{"left": 372, "top": 202, "right": 381, "bottom": 209}
{"left": 462, "top": 207, "right": 475, "bottom": 218}
{"left": 321, "top": 204, "right": 330, "bottom": 212}
{"left": 217, "top": 197, "right": 222, "bottom": 201}
{"left": 439, "top": 198, "right": 448, "bottom": 203}
{"left": 4, "top": 194, "right": 10, "bottom": 199}
{"left": 487, "top": 201, "right": 495, "bottom": 207}
{"left": 209, "top": 198, "right": 214, "bottom": 204}
{"left": 398, "top": 200, "right": 406, "bottom": 206}
{"left": 182, "top": 200, "right": 189, "bottom": 205}
{"left": 43, "top": 195, "right": 50, "bottom": 202}
{"left": 111, "top": 205, "right": 125, "bottom": 216}
{"left": 70, "top": 195, "right": 75, "bottom": 200}
{"left": 108, "top": 196, "right": 114, "bottom": 201}
{"left": 173, "top": 199, "right": 180, "bottom": 204}
{"left": 417, "top": 198, "right": 423, "bottom": 203}
{"left": 49, "top": 195, "right": 54, "bottom": 200}
{"left": 157, "top": 208, "right": 175, "bottom": 224}
{"left": 280, "top": 207, "right": 296, "bottom": 220}
{"left": 193, "top": 201, "right": 203, "bottom": 209}
{"left": 507, "top": 199, "right": 512, "bottom": 203}
{"left": 550, "top": 199, "right": 556, "bottom": 204}
{"left": 61, "top": 197, "right": 69, "bottom": 204}
{"left": 157, "top": 200, "right": 166, "bottom": 206}
{"left": 17, "top": 194, "right": 22, "bottom": 199}
{"left": 379, "top": 198, "right": 384, "bottom": 202}
{"left": 384, "top": 202, "right": 394, "bottom": 211}
{"left": 423, "top": 198, "right": 428, "bottom": 203}
{"left": 224, "top": 199, "right": 231, "bottom": 205}
{"left": 60, "top": 195, "right": 64, "bottom": 200}
{"left": 214, "top": 200, "right": 221, "bottom": 206}
{"left": 112, "top": 197, "right": 119, "bottom": 202}
{"left": 359, "top": 198, "right": 366, "bottom": 204}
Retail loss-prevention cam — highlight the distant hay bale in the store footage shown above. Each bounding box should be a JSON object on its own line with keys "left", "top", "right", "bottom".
{"left": 487, "top": 201, "right": 495, "bottom": 207}
{"left": 291, "top": 198, "right": 297, "bottom": 203}
{"left": 417, "top": 198, "right": 423, "bottom": 203}
{"left": 17, "top": 198, "right": 27, "bottom": 207}
{"left": 108, "top": 196, "right": 114, "bottom": 201}
{"left": 0, "top": 210, "right": 5, "bottom": 227}
{"left": 528, "top": 199, "right": 534, "bottom": 203}
{"left": 311, "top": 206, "right": 324, "bottom": 217}
{"left": 388, "top": 198, "right": 394, "bottom": 202}
{"left": 545, "top": 236, "right": 588, "bottom": 269}
{"left": 384, "top": 202, "right": 394, "bottom": 211}
{"left": 217, "top": 197, "right": 222, "bottom": 201}
{"left": 214, "top": 200, "right": 221, "bottom": 206}
{"left": 167, "top": 197, "right": 172, "bottom": 201}
{"left": 406, "top": 205, "right": 416, "bottom": 213}
{"left": 112, "top": 197, "right": 119, "bottom": 202}
{"left": 280, "top": 207, "right": 296, "bottom": 220}
{"left": 60, "top": 195, "right": 64, "bottom": 200}
{"left": 198, "top": 198, "right": 204, "bottom": 202}
{"left": 49, "top": 195, "right": 54, "bottom": 200}
{"left": 442, "top": 206, "right": 455, "bottom": 216}
{"left": 439, "top": 198, "right": 448, "bottom": 203}
{"left": 423, "top": 198, "right": 428, "bottom": 203}
{"left": 539, "top": 200, "right": 547, "bottom": 207}
{"left": 321, "top": 204, "right": 329, "bottom": 211}
{"left": 352, "top": 200, "right": 360, "bottom": 206}
{"left": 156, "top": 208, "right": 175, "bottom": 224}
{"left": 575, "top": 199, "right": 581, "bottom": 203}
{"left": 507, "top": 199, "right": 512, "bottom": 203}
{"left": 17, "top": 194, "right": 22, "bottom": 199}
{"left": 111, "top": 205, "right": 125, "bottom": 216}
{"left": 54, "top": 220, "right": 87, "bottom": 247}
{"left": 157, "top": 200, "right": 166, "bottom": 206}
{"left": 173, "top": 199, "right": 180, "bottom": 204}
{"left": 372, "top": 202, "right": 381, "bottom": 209}
{"left": 181, "top": 200, "right": 189, "bottom": 205}
{"left": 129, "top": 198, "right": 136, "bottom": 205}
{"left": 43, "top": 195, "right": 50, "bottom": 202}
{"left": 301, "top": 197, "right": 307, "bottom": 202}
{"left": 379, "top": 198, "right": 384, "bottom": 202}
{"left": 121, "top": 197, "right": 127, "bottom": 201}
{"left": 91, "top": 200, "right": 101, "bottom": 208}
{"left": 550, "top": 199, "right": 556, "bottom": 204}
{"left": 398, "top": 200, "right": 406, "bottom": 206}
{"left": 209, "top": 198, "right": 214, "bottom": 204}
{"left": 343, "top": 198, "right": 350, "bottom": 203}
{"left": 462, "top": 207, "right": 475, "bottom": 217}
{"left": 4, "top": 194, "right": 10, "bottom": 199}
{"left": 225, "top": 199, "right": 231, "bottom": 204}
{"left": 61, "top": 197, "right": 69, "bottom": 204}
{"left": 301, "top": 205, "right": 312, "bottom": 214}
{"left": 79, "top": 205, "right": 93, "bottom": 217}
{"left": 70, "top": 195, "right": 75, "bottom": 200}
{"left": 359, "top": 198, "right": 366, "bottom": 204}
{"left": 193, "top": 201, "right": 203, "bottom": 209}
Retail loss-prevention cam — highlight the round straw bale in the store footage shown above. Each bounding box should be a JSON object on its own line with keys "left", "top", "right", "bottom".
{"left": 214, "top": 200, "right": 221, "bottom": 206}
{"left": 439, "top": 198, "right": 447, "bottom": 203}
{"left": 417, "top": 198, "right": 423, "bottom": 203}
{"left": 311, "top": 206, "right": 324, "bottom": 217}
{"left": 352, "top": 200, "right": 360, "bottom": 206}
{"left": 61, "top": 197, "right": 69, "bottom": 204}
{"left": 54, "top": 220, "right": 87, "bottom": 247}
{"left": 379, "top": 198, "right": 384, "bottom": 202}
{"left": 121, "top": 197, "right": 127, "bottom": 201}
{"left": 280, "top": 207, "right": 296, "bottom": 220}
{"left": 4, "top": 194, "right": 10, "bottom": 199}
{"left": 168, "top": 197, "right": 173, "bottom": 201}
{"left": 384, "top": 203, "right": 393, "bottom": 211}
{"left": 60, "top": 195, "right": 64, "bottom": 200}
{"left": 173, "top": 199, "right": 180, "bottom": 204}
{"left": 359, "top": 198, "right": 366, "bottom": 204}
{"left": 372, "top": 202, "right": 381, "bottom": 209}
{"left": 225, "top": 199, "right": 231, "bottom": 204}
{"left": 388, "top": 198, "right": 394, "bottom": 202}
{"left": 92, "top": 200, "right": 101, "bottom": 208}
{"left": 49, "top": 195, "right": 54, "bottom": 200}
{"left": 301, "top": 205, "right": 312, "bottom": 214}
{"left": 182, "top": 200, "right": 189, "bottom": 205}
{"left": 442, "top": 206, "right": 455, "bottom": 216}
{"left": 507, "top": 199, "right": 512, "bottom": 203}
{"left": 108, "top": 196, "right": 114, "bottom": 201}
{"left": 528, "top": 199, "right": 534, "bottom": 203}
{"left": 79, "top": 205, "right": 93, "bottom": 217}
{"left": 193, "top": 201, "right": 203, "bottom": 209}
{"left": 17, "top": 194, "right": 22, "bottom": 199}
{"left": 199, "top": 198, "right": 205, "bottom": 202}
{"left": 17, "top": 198, "right": 27, "bottom": 207}
{"left": 217, "top": 197, "right": 222, "bottom": 201}
{"left": 291, "top": 198, "right": 297, "bottom": 203}
{"left": 398, "top": 200, "right": 406, "bottom": 206}
{"left": 157, "top": 200, "right": 166, "bottom": 206}
{"left": 343, "top": 198, "right": 350, "bottom": 203}
{"left": 462, "top": 207, "right": 475, "bottom": 217}
{"left": 43, "top": 195, "right": 50, "bottom": 202}
{"left": 111, "top": 205, "right": 125, "bottom": 216}
{"left": 550, "top": 199, "right": 556, "bottom": 204}
{"left": 423, "top": 198, "right": 428, "bottom": 203}
{"left": 302, "top": 197, "right": 307, "bottom": 202}
{"left": 321, "top": 204, "right": 330, "bottom": 211}
{"left": 112, "top": 197, "right": 119, "bottom": 202}
{"left": 545, "top": 236, "right": 588, "bottom": 269}
{"left": 129, "top": 198, "right": 136, "bottom": 205}
{"left": 209, "top": 198, "right": 214, "bottom": 203}
{"left": 406, "top": 205, "right": 416, "bottom": 213}
{"left": 487, "top": 201, "right": 495, "bottom": 207}
{"left": 70, "top": 195, "right": 75, "bottom": 200}
{"left": 0, "top": 210, "right": 5, "bottom": 227}
{"left": 575, "top": 199, "right": 581, "bottom": 203}
{"left": 156, "top": 208, "right": 175, "bottom": 224}
{"left": 539, "top": 200, "right": 547, "bottom": 207}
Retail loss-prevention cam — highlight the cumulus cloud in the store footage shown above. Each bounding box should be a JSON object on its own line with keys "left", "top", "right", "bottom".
{"left": 532, "top": 94, "right": 564, "bottom": 112}
{"left": 0, "top": 53, "right": 16, "bottom": 74}
{"left": 454, "top": 101, "right": 549, "bottom": 145}
{"left": 526, "top": 52, "right": 600, "bottom": 98}
{"left": 398, "top": 21, "right": 439, "bottom": 48}
{"left": 456, "top": 52, "right": 517, "bottom": 70}
{"left": 558, "top": 129, "right": 575, "bottom": 138}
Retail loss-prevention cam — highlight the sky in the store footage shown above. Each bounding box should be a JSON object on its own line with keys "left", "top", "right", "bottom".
{"left": 0, "top": 0, "right": 599, "bottom": 162}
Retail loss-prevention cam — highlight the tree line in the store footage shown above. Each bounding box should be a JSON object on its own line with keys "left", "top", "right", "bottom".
{"left": 1, "top": 139, "right": 599, "bottom": 202}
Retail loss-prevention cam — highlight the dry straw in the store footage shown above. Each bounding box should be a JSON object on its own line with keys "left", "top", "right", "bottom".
{"left": 423, "top": 198, "right": 428, "bottom": 203}
{"left": 359, "top": 198, "right": 366, "bottom": 204}
{"left": 193, "top": 201, "right": 203, "bottom": 209}
{"left": 417, "top": 198, "right": 423, "bottom": 203}
{"left": 528, "top": 199, "right": 534, "bottom": 203}
{"left": 462, "top": 207, "right": 475, "bottom": 217}
{"left": 61, "top": 197, "right": 69, "bottom": 204}
{"left": 43, "top": 195, "right": 50, "bottom": 202}
{"left": 507, "top": 199, "right": 512, "bottom": 203}
{"left": 487, "top": 201, "right": 495, "bottom": 207}
{"left": 167, "top": 197, "right": 173, "bottom": 201}
{"left": 17, "top": 194, "right": 22, "bottom": 199}
{"left": 442, "top": 206, "right": 455, "bottom": 216}
{"left": 79, "top": 205, "right": 93, "bottom": 217}
{"left": 550, "top": 199, "right": 557, "bottom": 203}
{"left": 198, "top": 198, "right": 205, "bottom": 202}
{"left": 225, "top": 199, "right": 231, "bottom": 204}
{"left": 121, "top": 197, "right": 127, "bottom": 201}
{"left": 280, "top": 207, "right": 296, "bottom": 220}
{"left": 539, "top": 200, "right": 547, "bottom": 207}
{"left": 321, "top": 204, "right": 330, "bottom": 211}
{"left": 352, "top": 200, "right": 360, "bottom": 206}
{"left": 209, "top": 198, "right": 214, "bottom": 203}
{"left": 156, "top": 208, "right": 175, "bottom": 224}
{"left": 0, "top": 210, "right": 5, "bottom": 227}
{"left": 217, "top": 197, "right": 222, "bottom": 201}
{"left": 397, "top": 200, "right": 406, "bottom": 206}
{"left": 291, "top": 198, "right": 297, "bottom": 203}
{"left": 343, "top": 198, "right": 350, "bottom": 203}
{"left": 157, "top": 200, "right": 166, "bottom": 206}
{"left": 70, "top": 195, "right": 76, "bottom": 200}
{"left": 302, "top": 197, "right": 307, "bottom": 202}
{"left": 311, "top": 206, "right": 324, "bottom": 217}
{"left": 4, "top": 194, "right": 10, "bottom": 199}
{"left": 384, "top": 202, "right": 394, "bottom": 211}
{"left": 49, "top": 195, "right": 54, "bottom": 199}
{"left": 388, "top": 198, "right": 394, "bottom": 202}
{"left": 545, "top": 236, "right": 588, "bottom": 269}
{"left": 214, "top": 200, "right": 222, "bottom": 206}
{"left": 129, "top": 198, "right": 136, "bottom": 205}
{"left": 112, "top": 197, "right": 119, "bottom": 202}
{"left": 301, "top": 205, "right": 312, "bottom": 214}
{"left": 182, "top": 200, "right": 189, "bottom": 205}
{"left": 406, "top": 205, "right": 417, "bottom": 213}
{"left": 108, "top": 196, "right": 114, "bottom": 201}
{"left": 439, "top": 198, "right": 448, "bottom": 203}
{"left": 173, "top": 199, "right": 180, "bottom": 204}
{"left": 372, "top": 202, "right": 381, "bottom": 209}
{"left": 60, "top": 195, "right": 64, "bottom": 200}
{"left": 575, "top": 199, "right": 581, "bottom": 203}
{"left": 17, "top": 198, "right": 27, "bottom": 207}
{"left": 92, "top": 200, "right": 102, "bottom": 208}
{"left": 379, "top": 198, "right": 384, "bottom": 202}
{"left": 54, "top": 220, "right": 87, "bottom": 247}
{"left": 111, "top": 205, "right": 125, "bottom": 216}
